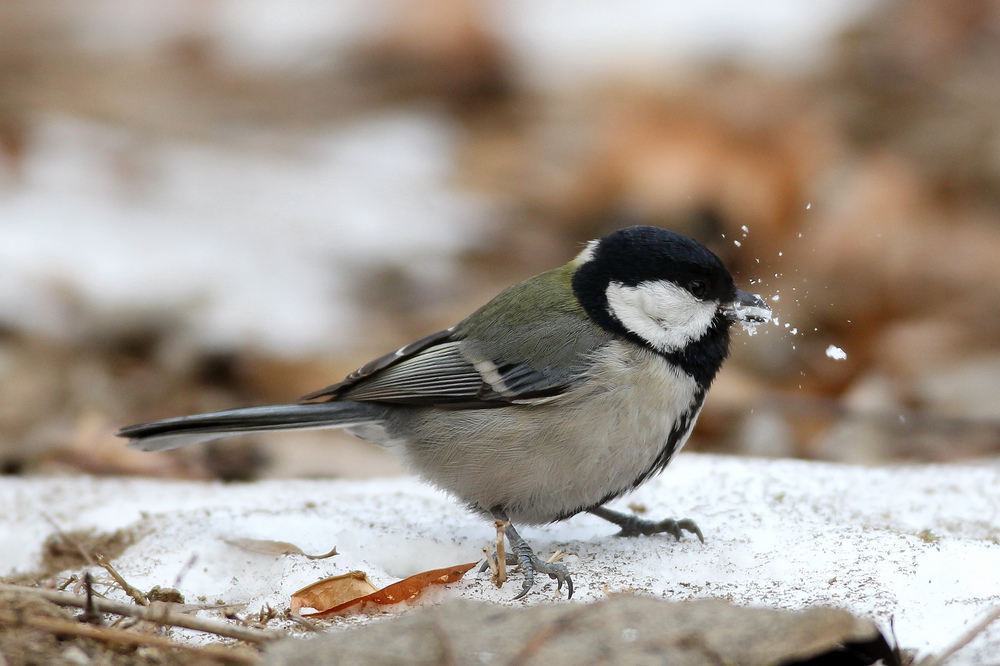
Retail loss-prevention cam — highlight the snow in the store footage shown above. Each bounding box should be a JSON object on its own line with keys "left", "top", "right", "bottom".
{"left": 827, "top": 344, "right": 848, "bottom": 360}
{"left": 2, "top": 454, "right": 998, "bottom": 662}
{"left": 490, "top": 0, "right": 880, "bottom": 88}
{"left": 0, "top": 112, "right": 488, "bottom": 355}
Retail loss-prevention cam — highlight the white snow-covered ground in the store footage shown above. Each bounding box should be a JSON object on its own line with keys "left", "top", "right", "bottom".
{"left": 0, "top": 112, "right": 489, "bottom": 355}
{"left": 2, "top": 454, "right": 998, "bottom": 663}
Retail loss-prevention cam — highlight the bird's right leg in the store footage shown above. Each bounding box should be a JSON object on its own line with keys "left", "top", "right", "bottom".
{"left": 487, "top": 509, "right": 574, "bottom": 600}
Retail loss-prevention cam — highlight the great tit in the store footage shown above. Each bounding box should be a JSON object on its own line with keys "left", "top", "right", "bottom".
{"left": 119, "top": 225, "right": 770, "bottom": 600}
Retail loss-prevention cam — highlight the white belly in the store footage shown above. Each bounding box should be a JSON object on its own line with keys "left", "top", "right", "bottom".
{"left": 395, "top": 341, "right": 704, "bottom": 524}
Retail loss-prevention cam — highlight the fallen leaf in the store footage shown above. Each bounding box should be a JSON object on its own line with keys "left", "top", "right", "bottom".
{"left": 302, "top": 562, "right": 478, "bottom": 617}
{"left": 226, "top": 538, "right": 337, "bottom": 560}
{"left": 290, "top": 571, "right": 378, "bottom": 614}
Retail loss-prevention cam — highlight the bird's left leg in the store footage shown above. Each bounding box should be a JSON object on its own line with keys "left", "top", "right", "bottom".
{"left": 490, "top": 509, "right": 573, "bottom": 600}
{"left": 587, "top": 505, "right": 704, "bottom": 542}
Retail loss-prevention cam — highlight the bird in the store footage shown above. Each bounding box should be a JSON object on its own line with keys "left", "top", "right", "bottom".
{"left": 119, "top": 225, "right": 770, "bottom": 600}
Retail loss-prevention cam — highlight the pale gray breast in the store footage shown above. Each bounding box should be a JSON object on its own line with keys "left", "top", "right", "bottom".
{"left": 386, "top": 341, "right": 705, "bottom": 524}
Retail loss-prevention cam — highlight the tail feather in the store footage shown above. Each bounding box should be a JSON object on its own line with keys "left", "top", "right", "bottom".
{"left": 118, "top": 402, "right": 383, "bottom": 452}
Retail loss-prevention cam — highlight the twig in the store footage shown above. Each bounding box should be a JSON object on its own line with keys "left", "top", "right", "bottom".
{"left": 173, "top": 553, "right": 198, "bottom": 589}
{"left": 79, "top": 573, "right": 103, "bottom": 625}
{"left": 494, "top": 519, "right": 508, "bottom": 588}
{"left": 0, "top": 583, "right": 282, "bottom": 644}
{"left": 96, "top": 553, "right": 148, "bottom": 605}
{"left": 920, "top": 606, "right": 1000, "bottom": 666}
{"left": 284, "top": 610, "right": 322, "bottom": 633}
{"left": 41, "top": 515, "right": 95, "bottom": 567}
{"left": 482, "top": 547, "right": 498, "bottom": 579}
{"left": 0, "top": 609, "right": 258, "bottom": 665}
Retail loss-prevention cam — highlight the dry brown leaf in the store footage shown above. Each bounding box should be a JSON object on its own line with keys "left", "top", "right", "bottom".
{"left": 289, "top": 571, "right": 378, "bottom": 614}
{"left": 226, "top": 538, "right": 338, "bottom": 560}
{"left": 302, "top": 562, "right": 478, "bottom": 618}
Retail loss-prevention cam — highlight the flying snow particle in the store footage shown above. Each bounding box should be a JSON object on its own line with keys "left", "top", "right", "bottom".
{"left": 826, "top": 345, "right": 847, "bottom": 361}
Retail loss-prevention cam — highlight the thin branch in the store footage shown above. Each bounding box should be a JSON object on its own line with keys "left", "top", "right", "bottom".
{"left": 79, "top": 572, "right": 103, "bottom": 625}
{"left": 494, "top": 519, "right": 507, "bottom": 587}
{"left": 173, "top": 553, "right": 198, "bottom": 589}
{"left": 284, "top": 610, "right": 322, "bottom": 633}
{"left": 0, "top": 610, "right": 259, "bottom": 665}
{"left": 41, "top": 515, "right": 95, "bottom": 567}
{"left": 482, "top": 546, "right": 497, "bottom": 579}
{"left": 96, "top": 553, "right": 148, "bottom": 605}
{"left": 920, "top": 606, "right": 1000, "bottom": 666}
{"left": 0, "top": 583, "right": 282, "bottom": 645}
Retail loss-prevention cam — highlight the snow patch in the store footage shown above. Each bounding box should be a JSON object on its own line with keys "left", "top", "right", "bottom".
{"left": 2, "top": 455, "right": 998, "bottom": 662}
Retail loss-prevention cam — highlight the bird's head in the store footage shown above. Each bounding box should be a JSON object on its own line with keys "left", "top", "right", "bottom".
{"left": 571, "top": 225, "right": 770, "bottom": 353}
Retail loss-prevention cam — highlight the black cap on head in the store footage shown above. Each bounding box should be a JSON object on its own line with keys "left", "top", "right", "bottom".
{"left": 571, "top": 226, "right": 737, "bottom": 384}
{"left": 573, "top": 225, "right": 736, "bottom": 305}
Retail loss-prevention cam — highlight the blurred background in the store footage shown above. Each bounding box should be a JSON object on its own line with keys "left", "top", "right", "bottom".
{"left": 2, "top": 0, "right": 999, "bottom": 481}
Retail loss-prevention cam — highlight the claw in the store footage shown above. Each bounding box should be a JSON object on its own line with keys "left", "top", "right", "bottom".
{"left": 490, "top": 509, "right": 574, "bottom": 600}
{"left": 676, "top": 518, "right": 704, "bottom": 543}
{"left": 588, "top": 506, "right": 705, "bottom": 543}
{"left": 512, "top": 572, "right": 533, "bottom": 601}
{"left": 479, "top": 551, "right": 518, "bottom": 573}
{"left": 510, "top": 553, "right": 572, "bottom": 600}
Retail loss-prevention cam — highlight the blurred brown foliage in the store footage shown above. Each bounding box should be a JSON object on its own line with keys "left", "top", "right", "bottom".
{"left": 2, "top": 0, "right": 999, "bottom": 478}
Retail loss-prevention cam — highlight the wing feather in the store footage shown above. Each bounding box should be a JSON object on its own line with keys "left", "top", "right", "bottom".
{"left": 326, "top": 341, "right": 489, "bottom": 404}
{"left": 299, "top": 327, "right": 457, "bottom": 401}
{"left": 300, "top": 266, "right": 615, "bottom": 408}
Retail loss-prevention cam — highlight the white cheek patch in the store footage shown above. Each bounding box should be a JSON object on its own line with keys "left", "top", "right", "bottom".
{"left": 605, "top": 280, "right": 718, "bottom": 351}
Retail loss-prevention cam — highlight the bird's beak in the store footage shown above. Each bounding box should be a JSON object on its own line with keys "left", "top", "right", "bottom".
{"left": 725, "top": 289, "right": 772, "bottom": 324}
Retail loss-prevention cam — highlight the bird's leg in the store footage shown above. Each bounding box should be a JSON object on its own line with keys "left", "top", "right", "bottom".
{"left": 489, "top": 509, "right": 574, "bottom": 600}
{"left": 588, "top": 506, "right": 704, "bottom": 542}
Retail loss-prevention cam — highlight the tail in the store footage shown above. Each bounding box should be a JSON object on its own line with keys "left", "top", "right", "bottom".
{"left": 118, "top": 402, "right": 383, "bottom": 452}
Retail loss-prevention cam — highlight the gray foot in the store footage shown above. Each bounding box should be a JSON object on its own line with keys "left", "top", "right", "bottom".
{"left": 491, "top": 509, "right": 574, "bottom": 600}
{"left": 479, "top": 551, "right": 518, "bottom": 574}
{"left": 588, "top": 506, "right": 704, "bottom": 542}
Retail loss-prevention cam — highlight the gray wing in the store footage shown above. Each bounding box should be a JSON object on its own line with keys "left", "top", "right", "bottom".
{"left": 335, "top": 340, "right": 491, "bottom": 405}
{"left": 301, "top": 265, "right": 614, "bottom": 408}
{"left": 300, "top": 327, "right": 459, "bottom": 402}
{"left": 300, "top": 322, "right": 609, "bottom": 408}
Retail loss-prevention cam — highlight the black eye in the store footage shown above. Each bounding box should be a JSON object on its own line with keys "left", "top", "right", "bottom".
{"left": 688, "top": 280, "right": 708, "bottom": 299}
